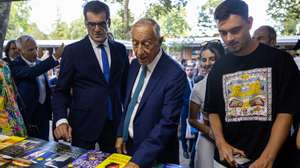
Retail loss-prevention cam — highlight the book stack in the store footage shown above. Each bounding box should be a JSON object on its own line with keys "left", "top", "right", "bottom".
{"left": 0, "top": 135, "right": 132, "bottom": 168}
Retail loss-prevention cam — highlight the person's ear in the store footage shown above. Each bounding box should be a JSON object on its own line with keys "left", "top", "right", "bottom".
{"left": 107, "top": 18, "right": 111, "bottom": 28}
{"left": 247, "top": 16, "right": 253, "bottom": 30}
{"left": 159, "top": 37, "right": 164, "bottom": 45}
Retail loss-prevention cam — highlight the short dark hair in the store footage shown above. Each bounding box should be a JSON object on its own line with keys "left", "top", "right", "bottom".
{"left": 214, "top": 0, "right": 249, "bottom": 22}
{"left": 83, "top": 1, "right": 110, "bottom": 20}
{"left": 199, "top": 41, "right": 225, "bottom": 61}
{"left": 4, "top": 40, "right": 16, "bottom": 57}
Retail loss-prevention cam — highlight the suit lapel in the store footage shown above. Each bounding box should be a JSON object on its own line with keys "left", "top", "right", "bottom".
{"left": 137, "top": 53, "right": 165, "bottom": 111}
{"left": 83, "top": 36, "right": 106, "bottom": 83}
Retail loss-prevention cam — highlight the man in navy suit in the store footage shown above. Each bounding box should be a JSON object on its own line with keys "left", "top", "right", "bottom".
{"left": 10, "top": 35, "right": 63, "bottom": 140}
{"left": 52, "top": 1, "right": 128, "bottom": 153}
{"left": 115, "top": 18, "right": 186, "bottom": 168}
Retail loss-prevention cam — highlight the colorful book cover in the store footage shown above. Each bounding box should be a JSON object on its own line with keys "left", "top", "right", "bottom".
{"left": 96, "top": 153, "right": 131, "bottom": 168}
{"left": 0, "top": 135, "right": 25, "bottom": 150}
{"left": 0, "top": 138, "right": 46, "bottom": 158}
{"left": 31, "top": 142, "right": 87, "bottom": 168}
{"left": 68, "top": 150, "right": 110, "bottom": 168}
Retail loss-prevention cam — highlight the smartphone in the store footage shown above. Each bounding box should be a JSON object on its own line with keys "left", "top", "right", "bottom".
{"left": 234, "top": 155, "right": 251, "bottom": 168}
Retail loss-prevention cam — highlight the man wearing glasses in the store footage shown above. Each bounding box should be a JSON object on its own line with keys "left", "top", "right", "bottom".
{"left": 52, "top": 1, "right": 129, "bottom": 153}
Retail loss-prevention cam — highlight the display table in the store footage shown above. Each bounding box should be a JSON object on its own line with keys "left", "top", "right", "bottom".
{"left": 0, "top": 135, "right": 184, "bottom": 168}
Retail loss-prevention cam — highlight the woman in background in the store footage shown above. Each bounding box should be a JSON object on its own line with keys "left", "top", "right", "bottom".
{"left": 188, "top": 40, "right": 225, "bottom": 168}
{"left": 4, "top": 40, "right": 19, "bottom": 63}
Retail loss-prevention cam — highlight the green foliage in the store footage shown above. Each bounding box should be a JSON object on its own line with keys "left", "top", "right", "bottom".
{"left": 145, "top": 5, "right": 189, "bottom": 38}
{"left": 49, "top": 15, "right": 86, "bottom": 40}
{"left": 68, "top": 17, "right": 86, "bottom": 40}
{"left": 197, "top": 0, "right": 221, "bottom": 37}
{"left": 160, "top": 7, "right": 190, "bottom": 38}
{"left": 110, "top": 9, "right": 134, "bottom": 40}
{"left": 267, "top": 0, "right": 300, "bottom": 35}
{"left": 49, "top": 17, "right": 69, "bottom": 40}
{"left": 6, "top": 1, "right": 47, "bottom": 40}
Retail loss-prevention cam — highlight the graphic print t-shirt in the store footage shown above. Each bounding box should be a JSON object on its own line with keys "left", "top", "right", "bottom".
{"left": 204, "top": 44, "right": 300, "bottom": 162}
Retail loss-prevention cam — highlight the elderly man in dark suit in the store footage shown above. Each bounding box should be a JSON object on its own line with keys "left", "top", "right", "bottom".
{"left": 115, "top": 18, "right": 186, "bottom": 168}
{"left": 10, "top": 35, "right": 63, "bottom": 140}
{"left": 52, "top": 1, "right": 128, "bottom": 153}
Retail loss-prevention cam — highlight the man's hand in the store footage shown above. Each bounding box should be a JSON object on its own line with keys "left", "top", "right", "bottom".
{"left": 216, "top": 140, "right": 245, "bottom": 167}
{"left": 249, "top": 154, "right": 274, "bottom": 168}
{"left": 54, "top": 123, "right": 72, "bottom": 142}
{"left": 54, "top": 43, "right": 64, "bottom": 59}
{"left": 124, "top": 161, "right": 139, "bottom": 168}
{"left": 115, "top": 137, "right": 127, "bottom": 154}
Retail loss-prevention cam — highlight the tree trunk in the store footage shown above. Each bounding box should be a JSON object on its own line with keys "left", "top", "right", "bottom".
{"left": 123, "top": 0, "right": 129, "bottom": 37}
{"left": 0, "top": 2, "right": 11, "bottom": 58}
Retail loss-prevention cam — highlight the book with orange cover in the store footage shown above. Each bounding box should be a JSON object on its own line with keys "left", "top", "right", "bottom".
{"left": 96, "top": 153, "right": 131, "bottom": 168}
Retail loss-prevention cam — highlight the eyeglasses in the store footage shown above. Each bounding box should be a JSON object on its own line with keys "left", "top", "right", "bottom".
{"left": 200, "top": 39, "right": 222, "bottom": 48}
{"left": 86, "top": 21, "right": 108, "bottom": 29}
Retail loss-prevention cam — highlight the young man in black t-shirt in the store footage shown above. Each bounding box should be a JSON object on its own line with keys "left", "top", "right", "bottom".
{"left": 204, "top": 0, "right": 300, "bottom": 167}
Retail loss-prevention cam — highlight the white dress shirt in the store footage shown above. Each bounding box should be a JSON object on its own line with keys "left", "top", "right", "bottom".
{"left": 128, "top": 49, "right": 162, "bottom": 138}
{"left": 21, "top": 56, "right": 46, "bottom": 104}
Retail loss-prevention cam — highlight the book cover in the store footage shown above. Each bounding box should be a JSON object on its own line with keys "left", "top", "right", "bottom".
{"left": 37, "top": 142, "right": 87, "bottom": 168}
{"left": 68, "top": 150, "right": 110, "bottom": 168}
{"left": 0, "top": 138, "right": 47, "bottom": 158}
{"left": 96, "top": 153, "right": 131, "bottom": 168}
{"left": 0, "top": 135, "right": 25, "bottom": 150}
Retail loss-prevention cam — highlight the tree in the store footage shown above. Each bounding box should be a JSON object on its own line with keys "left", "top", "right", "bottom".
{"left": 0, "top": 1, "right": 11, "bottom": 58}
{"left": 159, "top": 7, "right": 190, "bottom": 38}
{"left": 68, "top": 16, "right": 86, "bottom": 40}
{"left": 111, "top": 9, "right": 134, "bottom": 40}
{"left": 197, "top": 0, "right": 221, "bottom": 37}
{"left": 49, "top": 18, "right": 69, "bottom": 40}
{"left": 6, "top": 1, "right": 47, "bottom": 40}
{"left": 145, "top": 1, "right": 189, "bottom": 38}
{"left": 104, "top": 0, "right": 132, "bottom": 40}
{"left": 267, "top": 0, "right": 300, "bottom": 35}
{"left": 106, "top": 0, "right": 188, "bottom": 39}
{"left": 6, "top": 1, "right": 31, "bottom": 39}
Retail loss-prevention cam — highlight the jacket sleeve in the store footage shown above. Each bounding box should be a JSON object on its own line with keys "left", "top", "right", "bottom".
{"left": 10, "top": 56, "right": 58, "bottom": 81}
{"left": 52, "top": 46, "right": 74, "bottom": 125}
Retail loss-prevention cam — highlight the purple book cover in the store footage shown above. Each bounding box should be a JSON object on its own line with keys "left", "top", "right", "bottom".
{"left": 68, "top": 150, "right": 110, "bottom": 168}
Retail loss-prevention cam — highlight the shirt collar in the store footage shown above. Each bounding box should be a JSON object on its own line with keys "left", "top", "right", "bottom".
{"left": 21, "top": 55, "right": 36, "bottom": 66}
{"left": 145, "top": 48, "right": 162, "bottom": 74}
{"left": 88, "top": 36, "right": 109, "bottom": 49}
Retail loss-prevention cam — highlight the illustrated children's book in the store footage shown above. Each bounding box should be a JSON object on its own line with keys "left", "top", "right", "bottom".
{"left": 68, "top": 150, "right": 110, "bottom": 168}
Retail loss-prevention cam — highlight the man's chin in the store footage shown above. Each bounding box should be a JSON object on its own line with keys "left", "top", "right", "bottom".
{"left": 138, "top": 59, "right": 148, "bottom": 65}
{"left": 91, "top": 36, "right": 107, "bottom": 43}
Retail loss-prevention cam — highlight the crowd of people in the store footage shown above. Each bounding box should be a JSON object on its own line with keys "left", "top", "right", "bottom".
{"left": 1, "top": 0, "right": 300, "bottom": 168}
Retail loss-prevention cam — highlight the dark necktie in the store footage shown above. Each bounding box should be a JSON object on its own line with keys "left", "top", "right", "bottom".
{"left": 122, "top": 65, "right": 147, "bottom": 141}
{"left": 98, "top": 44, "right": 110, "bottom": 82}
{"left": 98, "top": 44, "right": 112, "bottom": 120}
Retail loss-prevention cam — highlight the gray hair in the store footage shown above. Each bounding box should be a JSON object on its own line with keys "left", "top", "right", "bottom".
{"left": 16, "top": 35, "right": 35, "bottom": 49}
{"left": 132, "top": 18, "right": 161, "bottom": 40}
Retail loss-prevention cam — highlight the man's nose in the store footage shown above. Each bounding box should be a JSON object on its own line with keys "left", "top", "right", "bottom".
{"left": 226, "top": 33, "right": 235, "bottom": 42}
{"left": 94, "top": 25, "right": 106, "bottom": 31}
{"left": 136, "top": 45, "right": 144, "bottom": 56}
